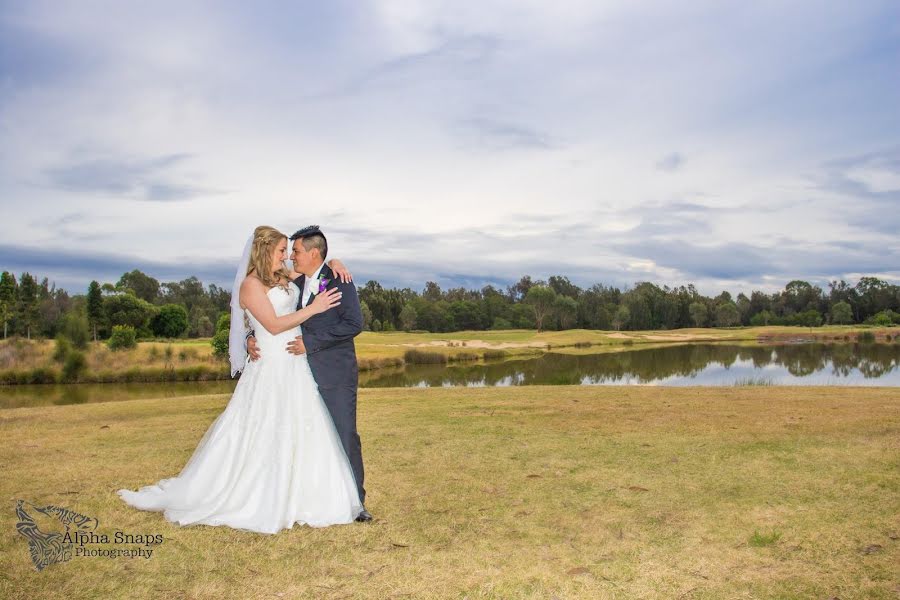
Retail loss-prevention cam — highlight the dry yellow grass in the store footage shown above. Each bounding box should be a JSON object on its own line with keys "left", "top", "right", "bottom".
{"left": 1, "top": 386, "right": 899, "bottom": 599}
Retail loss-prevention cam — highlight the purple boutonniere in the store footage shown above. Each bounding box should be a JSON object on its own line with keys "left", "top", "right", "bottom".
{"left": 316, "top": 274, "right": 331, "bottom": 294}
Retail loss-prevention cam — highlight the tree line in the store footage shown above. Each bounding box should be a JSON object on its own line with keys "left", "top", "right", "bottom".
{"left": 1, "top": 269, "right": 898, "bottom": 341}
{"left": 358, "top": 276, "right": 900, "bottom": 333}
{"left": 0, "top": 270, "right": 230, "bottom": 341}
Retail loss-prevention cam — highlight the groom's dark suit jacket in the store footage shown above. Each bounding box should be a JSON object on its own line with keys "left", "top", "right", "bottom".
{"left": 294, "top": 264, "right": 366, "bottom": 502}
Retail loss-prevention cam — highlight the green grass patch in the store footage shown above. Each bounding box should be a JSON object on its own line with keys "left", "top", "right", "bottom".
{"left": 749, "top": 529, "right": 783, "bottom": 547}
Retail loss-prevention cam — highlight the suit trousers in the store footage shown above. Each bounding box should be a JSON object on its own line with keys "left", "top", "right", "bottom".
{"left": 317, "top": 384, "right": 365, "bottom": 504}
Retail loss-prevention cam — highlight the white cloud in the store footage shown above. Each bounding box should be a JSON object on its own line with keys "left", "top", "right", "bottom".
{"left": 0, "top": 0, "right": 898, "bottom": 295}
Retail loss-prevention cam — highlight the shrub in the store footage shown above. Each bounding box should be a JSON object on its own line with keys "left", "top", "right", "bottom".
{"left": 858, "top": 331, "right": 876, "bottom": 344}
{"left": 403, "top": 349, "right": 447, "bottom": 364}
{"left": 53, "top": 336, "right": 73, "bottom": 363}
{"left": 482, "top": 349, "right": 507, "bottom": 360}
{"left": 450, "top": 352, "right": 479, "bottom": 362}
{"left": 61, "top": 350, "right": 87, "bottom": 382}
{"left": 358, "top": 357, "right": 404, "bottom": 371}
{"left": 211, "top": 330, "right": 229, "bottom": 359}
{"left": 29, "top": 367, "right": 58, "bottom": 384}
{"left": 490, "top": 317, "right": 513, "bottom": 330}
{"left": 107, "top": 325, "right": 137, "bottom": 351}
{"left": 59, "top": 312, "right": 90, "bottom": 349}
{"left": 151, "top": 304, "right": 189, "bottom": 338}
{"left": 574, "top": 341, "right": 592, "bottom": 348}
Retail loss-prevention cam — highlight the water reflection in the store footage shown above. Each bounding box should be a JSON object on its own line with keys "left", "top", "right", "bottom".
{"left": 0, "top": 380, "right": 238, "bottom": 409}
{"left": 1, "top": 343, "right": 897, "bottom": 408}
{"left": 359, "top": 343, "right": 900, "bottom": 388}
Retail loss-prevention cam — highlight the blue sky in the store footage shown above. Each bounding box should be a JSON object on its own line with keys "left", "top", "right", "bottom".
{"left": 1, "top": 0, "right": 898, "bottom": 295}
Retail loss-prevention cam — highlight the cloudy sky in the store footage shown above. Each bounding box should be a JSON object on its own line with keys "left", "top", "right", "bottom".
{"left": 1, "top": 0, "right": 898, "bottom": 296}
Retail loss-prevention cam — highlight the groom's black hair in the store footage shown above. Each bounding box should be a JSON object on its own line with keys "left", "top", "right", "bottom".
{"left": 290, "top": 226, "right": 328, "bottom": 260}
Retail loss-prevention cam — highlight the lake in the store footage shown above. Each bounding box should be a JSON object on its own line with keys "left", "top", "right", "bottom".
{"left": 2, "top": 343, "right": 898, "bottom": 408}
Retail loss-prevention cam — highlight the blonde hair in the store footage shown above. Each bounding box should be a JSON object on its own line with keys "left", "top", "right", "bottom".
{"left": 247, "top": 226, "right": 290, "bottom": 288}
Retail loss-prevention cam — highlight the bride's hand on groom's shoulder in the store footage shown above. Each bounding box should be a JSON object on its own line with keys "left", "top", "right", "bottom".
{"left": 328, "top": 259, "right": 352, "bottom": 283}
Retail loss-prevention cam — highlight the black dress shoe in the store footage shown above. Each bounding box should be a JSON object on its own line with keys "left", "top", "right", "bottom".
{"left": 355, "top": 509, "right": 373, "bottom": 522}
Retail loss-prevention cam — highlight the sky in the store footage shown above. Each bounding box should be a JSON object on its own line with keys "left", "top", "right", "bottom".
{"left": 1, "top": 0, "right": 898, "bottom": 296}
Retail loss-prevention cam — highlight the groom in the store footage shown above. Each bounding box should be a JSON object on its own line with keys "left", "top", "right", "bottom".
{"left": 248, "top": 225, "right": 371, "bottom": 522}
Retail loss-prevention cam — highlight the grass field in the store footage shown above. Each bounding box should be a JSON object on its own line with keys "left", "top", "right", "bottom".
{"left": 1, "top": 386, "right": 898, "bottom": 599}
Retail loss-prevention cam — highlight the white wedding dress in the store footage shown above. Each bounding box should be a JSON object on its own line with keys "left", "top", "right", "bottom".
{"left": 118, "top": 283, "right": 363, "bottom": 533}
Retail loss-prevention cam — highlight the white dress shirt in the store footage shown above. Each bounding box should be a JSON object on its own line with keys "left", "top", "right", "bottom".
{"left": 302, "top": 262, "right": 326, "bottom": 307}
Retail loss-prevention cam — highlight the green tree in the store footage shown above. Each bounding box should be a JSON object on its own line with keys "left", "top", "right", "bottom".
{"left": 0, "top": 271, "right": 17, "bottom": 338}
{"left": 59, "top": 311, "right": 90, "bottom": 349}
{"left": 151, "top": 304, "right": 189, "bottom": 338}
{"left": 830, "top": 301, "right": 853, "bottom": 325}
{"left": 689, "top": 302, "right": 708, "bottom": 327}
{"left": 612, "top": 305, "right": 630, "bottom": 331}
{"left": 117, "top": 270, "right": 160, "bottom": 302}
{"left": 750, "top": 310, "right": 775, "bottom": 326}
{"left": 86, "top": 281, "right": 103, "bottom": 341}
{"left": 715, "top": 302, "right": 740, "bottom": 327}
{"left": 195, "top": 315, "right": 214, "bottom": 337}
{"left": 360, "top": 300, "right": 373, "bottom": 331}
{"left": 16, "top": 273, "right": 40, "bottom": 339}
{"left": 422, "top": 281, "right": 442, "bottom": 302}
{"left": 553, "top": 295, "right": 578, "bottom": 330}
{"left": 399, "top": 303, "right": 417, "bottom": 331}
{"left": 102, "top": 293, "right": 157, "bottom": 337}
{"left": 525, "top": 285, "right": 556, "bottom": 333}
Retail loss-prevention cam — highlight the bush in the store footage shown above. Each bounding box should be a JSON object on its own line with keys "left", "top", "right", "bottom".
{"left": 151, "top": 304, "right": 189, "bottom": 338}
{"left": 866, "top": 310, "right": 899, "bottom": 327}
{"left": 60, "top": 312, "right": 90, "bottom": 349}
{"left": 403, "top": 349, "right": 447, "bottom": 364}
{"left": 211, "top": 330, "right": 229, "bottom": 359}
{"left": 53, "top": 336, "right": 72, "bottom": 363}
{"left": 61, "top": 350, "right": 87, "bottom": 382}
{"left": 216, "top": 313, "right": 231, "bottom": 333}
{"left": 490, "top": 317, "right": 513, "bottom": 330}
{"left": 857, "top": 331, "right": 876, "bottom": 344}
{"left": 482, "top": 349, "right": 507, "bottom": 360}
{"left": 28, "top": 367, "right": 58, "bottom": 384}
{"left": 107, "top": 325, "right": 137, "bottom": 351}
{"left": 358, "top": 357, "right": 404, "bottom": 371}
{"left": 450, "top": 352, "right": 479, "bottom": 362}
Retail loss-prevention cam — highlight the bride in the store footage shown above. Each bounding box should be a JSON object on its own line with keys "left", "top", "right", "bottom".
{"left": 118, "top": 226, "right": 363, "bottom": 533}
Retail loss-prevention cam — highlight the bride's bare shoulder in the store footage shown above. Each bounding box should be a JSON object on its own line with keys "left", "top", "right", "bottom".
{"left": 240, "top": 274, "right": 265, "bottom": 296}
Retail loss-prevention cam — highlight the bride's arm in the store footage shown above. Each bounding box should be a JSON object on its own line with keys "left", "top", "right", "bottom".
{"left": 240, "top": 277, "right": 342, "bottom": 335}
{"left": 327, "top": 258, "right": 352, "bottom": 283}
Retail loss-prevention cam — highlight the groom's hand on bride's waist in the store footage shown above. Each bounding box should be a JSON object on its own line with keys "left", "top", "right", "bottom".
{"left": 247, "top": 336, "right": 261, "bottom": 361}
{"left": 286, "top": 336, "right": 307, "bottom": 355}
